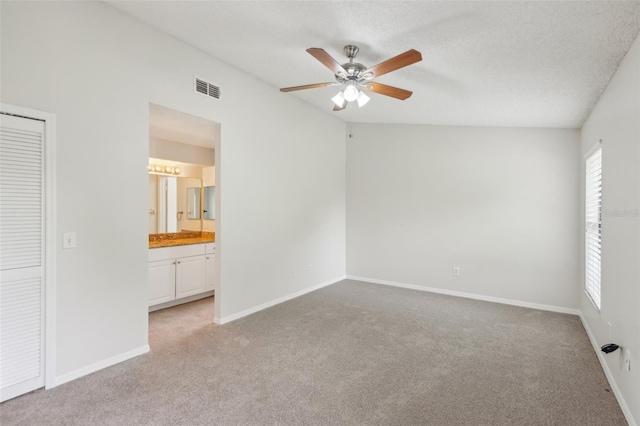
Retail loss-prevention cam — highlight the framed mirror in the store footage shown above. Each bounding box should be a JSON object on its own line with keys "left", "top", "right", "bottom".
{"left": 203, "top": 186, "right": 215, "bottom": 220}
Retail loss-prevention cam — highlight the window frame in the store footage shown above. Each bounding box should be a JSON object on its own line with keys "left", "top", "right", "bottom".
{"left": 584, "top": 143, "right": 602, "bottom": 311}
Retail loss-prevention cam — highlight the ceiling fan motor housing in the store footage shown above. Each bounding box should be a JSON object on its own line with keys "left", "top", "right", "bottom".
{"left": 344, "top": 45, "right": 359, "bottom": 59}
{"left": 337, "top": 62, "right": 366, "bottom": 81}
{"left": 335, "top": 45, "right": 368, "bottom": 83}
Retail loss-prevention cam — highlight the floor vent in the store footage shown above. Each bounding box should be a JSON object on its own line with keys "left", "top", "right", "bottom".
{"left": 194, "top": 76, "right": 220, "bottom": 99}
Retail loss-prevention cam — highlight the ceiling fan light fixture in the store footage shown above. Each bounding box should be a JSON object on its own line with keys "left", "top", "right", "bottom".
{"left": 332, "top": 91, "right": 346, "bottom": 107}
{"left": 356, "top": 91, "right": 370, "bottom": 107}
{"left": 343, "top": 83, "right": 359, "bottom": 102}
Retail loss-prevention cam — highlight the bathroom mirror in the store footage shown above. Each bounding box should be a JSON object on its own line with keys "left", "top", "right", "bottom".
{"left": 187, "top": 187, "right": 201, "bottom": 220}
{"left": 148, "top": 175, "right": 202, "bottom": 234}
{"left": 203, "top": 186, "right": 215, "bottom": 220}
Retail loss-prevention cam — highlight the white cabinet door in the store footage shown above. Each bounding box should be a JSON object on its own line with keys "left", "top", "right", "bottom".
{"left": 148, "top": 259, "right": 176, "bottom": 306}
{"left": 205, "top": 254, "right": 215, "bottom": 291}
{"left": 175, "top": 255, "right": 206, "bottom": 299}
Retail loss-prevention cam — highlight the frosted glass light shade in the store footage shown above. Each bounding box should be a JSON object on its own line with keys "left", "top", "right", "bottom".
{"left": 344, "top": 84, "right": 359, "bottom": 102}
{"left": 357, "top": 91, "right": 370, "bottom": 107}
{"left": 332, "top": 91, "right": 345, "bottom": 107}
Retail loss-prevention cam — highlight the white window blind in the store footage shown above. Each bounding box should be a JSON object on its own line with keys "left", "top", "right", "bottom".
{"left": 585, "top": 147, "right": 602, "bottom": 310}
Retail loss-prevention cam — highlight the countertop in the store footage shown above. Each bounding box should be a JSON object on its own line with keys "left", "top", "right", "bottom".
{"left": 149, "top": 231, "right": 215, "bottom": 249}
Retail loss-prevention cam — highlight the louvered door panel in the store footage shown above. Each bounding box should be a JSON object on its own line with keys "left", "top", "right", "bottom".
{"left": 0, "top": 113, "right": 45, "bottom": 402}
{"left": 0, "top": 116, "right": 43, "bottom": 271}
{"left": 1, "top": 274, "right": 43, "bottom": 389}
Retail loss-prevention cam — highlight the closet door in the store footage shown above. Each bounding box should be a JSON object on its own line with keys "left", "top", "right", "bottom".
{"left": 0, "top": 113, "right": 45, "bottom": 402}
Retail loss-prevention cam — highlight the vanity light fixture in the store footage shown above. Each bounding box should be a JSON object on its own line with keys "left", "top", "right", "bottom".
{"left": 148, "top": 163, "right": 181, "bottom": 176}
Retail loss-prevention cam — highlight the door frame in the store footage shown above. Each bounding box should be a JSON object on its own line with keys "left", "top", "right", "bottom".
{"left": 147, "top": 101, "right": 221, "bottom": 324}
{"left": 1, "top": 103, "right": 57, "bottom": 389}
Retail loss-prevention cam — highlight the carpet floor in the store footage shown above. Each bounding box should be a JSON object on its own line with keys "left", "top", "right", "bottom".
{"left": 0, "top": 279, "right": 626, "bottom": 425}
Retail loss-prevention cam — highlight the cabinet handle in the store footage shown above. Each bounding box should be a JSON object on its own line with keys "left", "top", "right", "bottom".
{"left": 206, "top": 256, "right": 210, "bottom": 259}
{"left": 173, "top": 261, "right": 176, "bottom": 265}
{"left": 177, "top": 261, "right": 181, "bottom": 264}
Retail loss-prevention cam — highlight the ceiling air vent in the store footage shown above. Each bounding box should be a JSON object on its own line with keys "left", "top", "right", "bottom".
{"left": 194, "top": 76, "right": 220, "bottom": 99}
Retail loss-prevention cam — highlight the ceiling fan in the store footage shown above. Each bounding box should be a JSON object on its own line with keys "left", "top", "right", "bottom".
{"left": 280, "top": 45, "right": 422, "bottom": 111}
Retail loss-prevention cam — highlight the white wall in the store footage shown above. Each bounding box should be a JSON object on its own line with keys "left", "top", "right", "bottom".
{"left": 202, "top": 166, "right": 215, "bottom": 187}
{"left": 149, "top": 137, "right": 215, "bottom": 166}
{"left": 580, "top": 33, "right": 640, "bottom": 424}
{"left": 346, "top": 124, "right": 580, "bottom": 310}
{"left": 1, "top": 1, "right": 346, "bottom": 380}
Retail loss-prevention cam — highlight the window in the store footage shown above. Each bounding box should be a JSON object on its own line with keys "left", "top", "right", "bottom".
{"left": 585, "top": 146, "right": 602, "bottom": 310}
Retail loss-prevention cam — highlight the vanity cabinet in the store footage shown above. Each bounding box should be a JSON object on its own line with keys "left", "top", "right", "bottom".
{"left": 175, "top": 255, "right": 206, "bottom": 299}
{"left": 148, "top": 243, "right": 214, "bottom": 308}
{"left": 148, "top": 259, "right": 176, "bottom": 306}
{"left": 204, "top": 243, "right": 215, "bottom": 291}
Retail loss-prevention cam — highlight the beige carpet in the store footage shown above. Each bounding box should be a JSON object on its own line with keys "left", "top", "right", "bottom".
{"left": 0, "top": 279, "right": 626, "bottom": 425}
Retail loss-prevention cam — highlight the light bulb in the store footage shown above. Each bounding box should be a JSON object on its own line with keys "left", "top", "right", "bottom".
{"left": 343, "top": 84, "right": 359, "bottom": 102}
{"left": 357, "top": 91, "right": 370, "bottom": 108}
{"left": 332, "top": 91, "right": 345, "bottom": 107}
{"left": 147, "top": 164, "right": 153, "bottom": 171}
{"left": 165, "top": 166, "right": 173, "bottom": 173}
{"left": 174, "top": 168, "right": 181, "bottom": 174}
{"left": 154, "top": 165, "right": 162, "bottom": 172}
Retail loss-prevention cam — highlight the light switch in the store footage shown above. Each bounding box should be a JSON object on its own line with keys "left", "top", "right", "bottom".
{"left": 63, "top": 232, "right": 77, "bottom": 249}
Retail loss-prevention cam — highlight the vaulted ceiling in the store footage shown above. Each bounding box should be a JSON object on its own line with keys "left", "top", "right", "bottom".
{"left": 107, "top": 1, "right": 640, "bottom": 129}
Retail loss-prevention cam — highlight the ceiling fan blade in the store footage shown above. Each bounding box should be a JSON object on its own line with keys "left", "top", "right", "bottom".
{"left": 333, "top": 100, "right": 347, "bottom": 111}
{"left": 280, "top": 82, "right": 336, "bottom": 92}
{"left": 307, "top": 48, "right": 348, "bottom": 75}
{"left": 362, "top": 82, "right": 413, "bottom": 100}
{"left": 363, "top": 49, "right": 422, "bottom": 78}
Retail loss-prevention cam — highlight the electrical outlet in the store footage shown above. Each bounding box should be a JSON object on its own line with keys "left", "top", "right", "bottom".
{"left": 452, "top": 266, "right": 460, "bottom": 276}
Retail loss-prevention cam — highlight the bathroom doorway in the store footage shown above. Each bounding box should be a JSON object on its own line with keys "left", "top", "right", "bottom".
{"left": 146, "top": 103, "right": 220, "bottom": 345}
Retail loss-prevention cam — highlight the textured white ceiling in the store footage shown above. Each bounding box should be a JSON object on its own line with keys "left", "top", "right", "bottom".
{"left": 108, "top": 1, "right": 640, "bottom": 129}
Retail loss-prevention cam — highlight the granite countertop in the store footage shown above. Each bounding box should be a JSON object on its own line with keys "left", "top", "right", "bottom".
{"left": 149, "top": 231, "right": 215, "bottom": 249}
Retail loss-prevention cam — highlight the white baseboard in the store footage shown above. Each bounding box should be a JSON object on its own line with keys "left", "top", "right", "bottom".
{"left": 149, "top": 291, "right": 214, "bottom": 312}
{"left": 346, "top": 275, "right": 581, "bottom": 315}
{"left": 579, "top": 314, "right": 636, "bottom": 426}
{"left": 215, "top": 275, "right": 346, "bottom": 325}
{"left": 54, "top": 344, "right": 150, "bottom": 387}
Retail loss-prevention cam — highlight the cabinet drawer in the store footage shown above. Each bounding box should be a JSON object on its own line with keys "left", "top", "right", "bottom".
{"left": 149, "top": 243, "right": 206, "bottom": 262}
{"left": 205, "top": 243, "right": 216, "bottom": 254}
